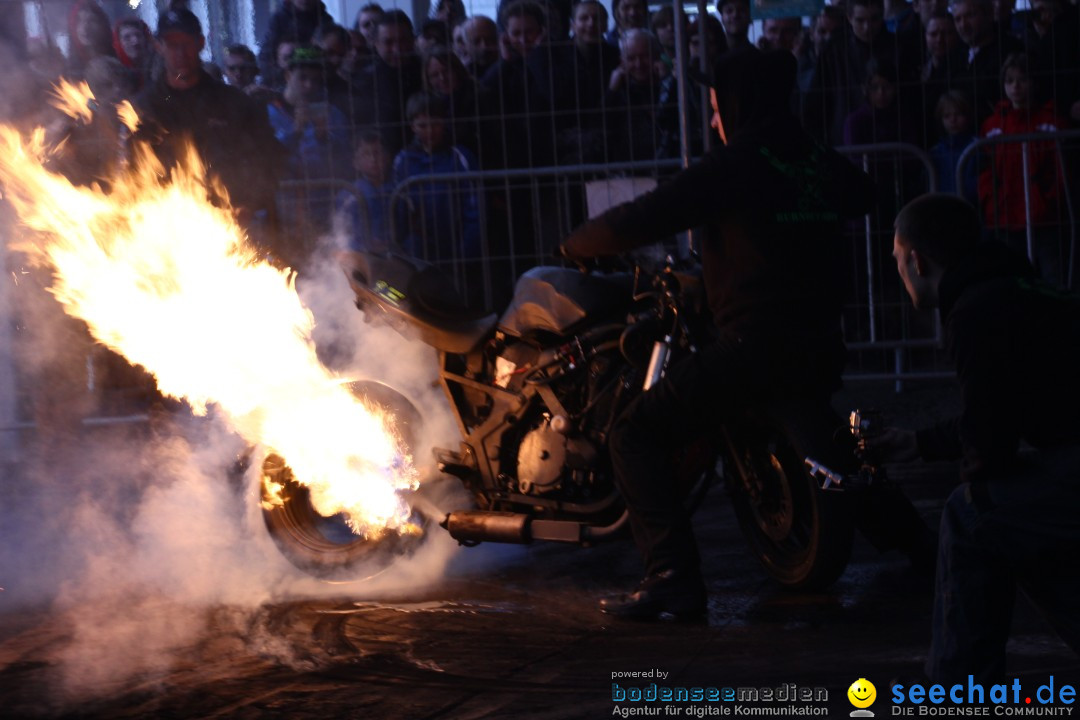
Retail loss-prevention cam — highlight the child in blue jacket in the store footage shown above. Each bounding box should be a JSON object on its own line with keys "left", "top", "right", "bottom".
{"left": 337, "top": 130, "right": 404, "bottom": 253}
{"left": 392, "top": 92, "right": 481, "bottom": 264}
{"left": 929, "top": 90, "right": 978, "bottom": 205}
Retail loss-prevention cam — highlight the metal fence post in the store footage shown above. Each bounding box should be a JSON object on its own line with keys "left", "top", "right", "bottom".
{"left": 1021, "top": 140, "right": 1034, "bottom": 263}
{"left": 861, "top": 152, "right": 877, "bottom": 344}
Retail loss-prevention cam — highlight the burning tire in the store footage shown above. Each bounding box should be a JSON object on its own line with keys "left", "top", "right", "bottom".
{"left": 260, "top": 381, "right": 426, "bottom": 578}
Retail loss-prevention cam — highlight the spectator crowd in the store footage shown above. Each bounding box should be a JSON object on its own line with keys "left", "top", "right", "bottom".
{"left": 2, "top": 0, "right": 1079, "bottom": 301}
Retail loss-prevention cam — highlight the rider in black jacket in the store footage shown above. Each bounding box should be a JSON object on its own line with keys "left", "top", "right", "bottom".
{"left": 561, "top": 50, "right": 917, "bottom": 620}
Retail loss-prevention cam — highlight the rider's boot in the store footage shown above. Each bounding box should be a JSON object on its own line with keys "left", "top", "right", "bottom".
{"left": 599, "top": 569, "right": 707, "bottom": 622}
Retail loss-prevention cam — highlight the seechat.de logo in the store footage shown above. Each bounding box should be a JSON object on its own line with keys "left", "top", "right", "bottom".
{"left": 891, "top": 676, "right": 1076, "bottom": 716}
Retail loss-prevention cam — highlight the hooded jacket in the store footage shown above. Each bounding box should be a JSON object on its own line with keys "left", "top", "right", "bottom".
{"left": 916, "top": 242, "right": 1080, "bottom": 484}
{"left": 66, "top": 0, "right": 117, "bottom": 77}
{"left": 111, "top": 18, "right": 151, "bottom": 67}
{"left": 564, "top": 50, "right": 875, "bottom": 350}
{"left": 111, "top": 18, "right": 154, "bottom": 89}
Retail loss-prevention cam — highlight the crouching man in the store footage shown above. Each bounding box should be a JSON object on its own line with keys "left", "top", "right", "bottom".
{"left": 876, "top": 194, "right": 1080, "bottom": 683}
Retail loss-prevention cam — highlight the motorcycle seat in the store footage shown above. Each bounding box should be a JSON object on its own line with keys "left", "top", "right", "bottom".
{"left": 498, "top": 266, "right": 634, "bottom": 338}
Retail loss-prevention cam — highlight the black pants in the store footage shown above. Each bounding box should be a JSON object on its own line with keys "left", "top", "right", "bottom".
{"left": 609, "top": 332, "right": 928, "bottom": 578}
{"left": 928, "top": 448, "right": 1080, "bottom": 683}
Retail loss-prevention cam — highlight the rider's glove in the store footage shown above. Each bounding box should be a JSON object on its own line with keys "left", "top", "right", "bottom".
{"left": 559, "top": 237, "right": 591, "bottom": 265}
{"left": 561, "top": 217, "right": 622, "bottom": 264}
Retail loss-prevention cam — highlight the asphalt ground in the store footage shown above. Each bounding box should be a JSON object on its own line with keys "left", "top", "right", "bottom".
{"left": 0, "top": 380, "right": 1077, "bottom": 719}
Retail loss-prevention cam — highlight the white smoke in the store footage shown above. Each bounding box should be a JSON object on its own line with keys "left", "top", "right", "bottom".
{"left": 0, "top": 19, "right": 527, "bottom": 713}
{"left": 0, "top": 225, "right": 525, "bottom": 710}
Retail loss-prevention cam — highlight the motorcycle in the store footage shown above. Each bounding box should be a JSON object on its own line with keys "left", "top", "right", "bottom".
{"left": 260, "top": 250, "right": 859, "bottom": 589}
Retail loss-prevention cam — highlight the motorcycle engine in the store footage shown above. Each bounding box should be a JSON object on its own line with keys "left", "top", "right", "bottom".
{"left": 516, "top": 415, "right": 598, "bottom": 496}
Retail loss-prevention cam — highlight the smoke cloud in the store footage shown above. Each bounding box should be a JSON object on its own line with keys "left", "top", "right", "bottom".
{"left": 0, "top": 212, "right": 517, "bottom": 712}
{"left": 0, "top": 14, "right": 531, "bottom": 715}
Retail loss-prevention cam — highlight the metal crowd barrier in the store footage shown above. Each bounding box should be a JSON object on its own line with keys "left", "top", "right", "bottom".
{"left": 0, "top": 142, "right": 992, "bottom": 446}
{"left": 381, "top": 146, "right": 951, "bottom": 388}
{"left": 835, "top": 143, "right": 950, "bottom": 388}
{"left": 384, "top": 159, "right": 684, "bottom": 309}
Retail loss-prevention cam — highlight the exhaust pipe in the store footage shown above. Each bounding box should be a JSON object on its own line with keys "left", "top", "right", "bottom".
{"left": 440, "top": 510, "right": 629, "bottom": 545}
{"left": 441, "top": 511, "right": 531, "bottom": 544}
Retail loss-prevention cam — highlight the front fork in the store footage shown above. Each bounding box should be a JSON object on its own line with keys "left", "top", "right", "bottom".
{"left": 805, "top": 409, "right": 883, "bottom": 491}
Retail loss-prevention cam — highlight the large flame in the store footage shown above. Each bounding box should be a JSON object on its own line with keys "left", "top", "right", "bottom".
{"left": 117, "top": 100, "right": 140, "bottom": 135}
{"left": 49, "top": 80, "right": 95, "bottom": 125}
{"left": 0, "top": 94, "right": 417, "bottom": 538}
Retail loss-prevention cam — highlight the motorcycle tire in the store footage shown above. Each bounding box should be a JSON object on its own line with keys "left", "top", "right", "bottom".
{"left": 260, "top": 380, "right": 425, "bottom": 579}
{"left": 723, "top": 410, "right": 854, "bottom": 590}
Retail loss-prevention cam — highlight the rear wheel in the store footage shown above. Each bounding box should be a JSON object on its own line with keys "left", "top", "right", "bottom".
{"left": 260, "top": 381, "right": 425, "bottom": 578}
{"left": 724, "top": 413, "right": 854, "bottom": 590}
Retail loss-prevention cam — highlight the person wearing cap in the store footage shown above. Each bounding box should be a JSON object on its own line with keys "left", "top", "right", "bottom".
{"left": 267, "top": 46, "right": 350, "bottom": 174}
{"left": 133, "top": 9, "right": 284, "bottom": 250}
{"left": 561, "top": 50, "right": 928, "bottom": 621}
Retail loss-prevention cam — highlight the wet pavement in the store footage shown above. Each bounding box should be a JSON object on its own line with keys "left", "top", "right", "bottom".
{"left": 1, "top": 382, "right": 1078, "bottom": 719}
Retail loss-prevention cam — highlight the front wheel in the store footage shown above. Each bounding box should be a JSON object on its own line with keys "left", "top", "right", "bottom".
{"left": 259, "top": 381, "right": 425, "bottom": 579}
{"left": 723, "top": 413, "right": 854, "bottom": 590}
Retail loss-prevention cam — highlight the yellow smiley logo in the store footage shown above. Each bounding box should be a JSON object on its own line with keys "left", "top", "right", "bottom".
{"left": 847, "top": 678, "right": 877, "bottom": 709}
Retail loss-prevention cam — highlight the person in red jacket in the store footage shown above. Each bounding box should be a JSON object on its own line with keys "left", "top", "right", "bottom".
{"left": 977, "top": 52, "right": 1066, "bottom": 286}
{"left": 65, "top": 0, "right": 116, "bottom": 81}
{"left": 112, "top": 17, "right": 155, "bottom": 90}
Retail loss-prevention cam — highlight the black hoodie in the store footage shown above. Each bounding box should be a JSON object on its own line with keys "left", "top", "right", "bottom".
{"left": 916, "top": 242, "right": 1080, "bottom": 483}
